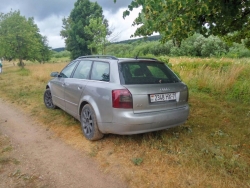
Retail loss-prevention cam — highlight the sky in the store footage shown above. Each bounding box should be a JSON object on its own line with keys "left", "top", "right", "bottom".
{"left": 0, "top": 0, "right": 141, "bottom": 48}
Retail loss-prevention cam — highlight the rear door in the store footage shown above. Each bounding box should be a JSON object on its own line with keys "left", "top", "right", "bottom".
{"left": 119, "top": 60, "right": 188, "bottom": 114}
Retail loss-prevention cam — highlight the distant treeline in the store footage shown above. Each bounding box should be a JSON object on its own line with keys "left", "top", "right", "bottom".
{"left": 52, "top": 35, "right": 161, "bottom": 52}
{"left": 106, "top": 33, "right": 250, "bottom": 58}
{"left": 52, "top": 34, "right": 250, "bottom": 58}
{"left": 114, "top": 35, "right": 161, "bottom": 44}
{"left": 53, "top": 47, "right": 66, "bottom": 52}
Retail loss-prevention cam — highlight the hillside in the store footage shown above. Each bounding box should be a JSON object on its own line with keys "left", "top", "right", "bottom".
{"left": 52, "top": 35, "right": 161, "bottom": 51}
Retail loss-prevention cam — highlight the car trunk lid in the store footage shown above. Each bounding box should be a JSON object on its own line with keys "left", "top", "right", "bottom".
{"left": 124, "top": 83, "right": 188, "bottom": 114}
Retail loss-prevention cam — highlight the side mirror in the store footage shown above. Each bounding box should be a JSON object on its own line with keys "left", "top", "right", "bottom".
{"left": 50, "top": 72, "right": 59, "bottom": 77}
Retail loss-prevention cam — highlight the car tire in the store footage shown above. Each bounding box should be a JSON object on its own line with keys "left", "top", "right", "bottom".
{"left": 44, "top": 88, "right": 56, "bottom": 109}
{"left": 80, "top": 104, "right": 104, "bottom": 141}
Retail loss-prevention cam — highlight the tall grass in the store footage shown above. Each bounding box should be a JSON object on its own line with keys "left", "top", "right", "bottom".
{"left": 28, "top": 62, "right": 66, "bottom": 83}
{"left": 171, "top": 58, "right": 250, "bottom": 103}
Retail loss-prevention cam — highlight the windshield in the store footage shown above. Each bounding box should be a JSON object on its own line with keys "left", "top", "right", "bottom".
{"left": 119, "top": 61, "right": 180, "bottom": 85}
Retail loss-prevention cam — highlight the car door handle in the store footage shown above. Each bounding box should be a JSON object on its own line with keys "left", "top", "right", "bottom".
{"left": 78, "top": 86, "right": 83, "bottom": 90}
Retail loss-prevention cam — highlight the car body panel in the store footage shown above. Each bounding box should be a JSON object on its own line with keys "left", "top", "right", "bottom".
{"left": 50, "top": 77, "right": 66, "bottom": 110}
{"left": 64, "top": 78, "right": 87, "bottom": 118}
{"left": 98, "top": 105, "right": 189, "bottom": 134}
{"left": 124, "top": 83, "right": 187, "bottom": 114}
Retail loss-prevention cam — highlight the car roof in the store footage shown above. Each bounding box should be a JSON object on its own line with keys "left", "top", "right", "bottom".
{"left": 76, "top": 55, "right": 160, "bottom": 63}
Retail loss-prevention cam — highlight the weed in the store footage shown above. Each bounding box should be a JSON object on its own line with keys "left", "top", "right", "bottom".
{"left": 0, "top": 157, "right": 12, "bottom": 164}
{"left": 88, "top": 145, "right": 99, "bottom": 157}
{"left": 2, "top": 146, "right": 12, "bottom": 152}
{"left": 131, "top": 158, "right": 143, "bottom": 166}
{"left": 17, "top": 68, "right": 31, "bottom": 76}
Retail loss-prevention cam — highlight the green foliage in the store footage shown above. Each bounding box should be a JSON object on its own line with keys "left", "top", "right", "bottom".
{"left": 106, "top": 43, "right": 133, "bottom": 57}
{"left": 84, "top": 17, "right": 107, "bottom": 54}
{"left": 52, "top": 50, "right": 71, "bottom": 58}
{"left": 131, "top": 158, "right": 143, "bottom": 166}
{"left": 227, "top": 81, "right": 250, "bottom": 103}
{"left": 115, "top": 35, "right": 161, "bottom": 44}
{"left": 17, "top": 68, "right": 31, "bottom": 76}
{"left": 226, "top": 43, "right": 250, "bottom": 58}
{"left": 178, "top": 61, "right": 232, "bottom": 71}
{"left": 107, "top": 33, "right": 250, "bottom": 58}
{"left": 174, "top": 59, "right": 250, "bottom": 104}
{"left": 0, "top": 10, "right": 51, "bottom": 67}
{"left": 225, "top": 66, "right": 250, "bottom": 103}
{"left": 120, "top": 0, "right": 250, "bottom": 48}
{"left": 37, "top": 36, "right": 52, "bottom": 63}
{"left": 60, "top": 0, "right": 104, "bottom": 59}
{"left": 52, "top": 47, "right": 65, "bottom": 52}
{"left": 200, "top": 36, "right": 228, "bottom": 57}
{"left": 2, "top": 146, "right": 12, "bottom": 153}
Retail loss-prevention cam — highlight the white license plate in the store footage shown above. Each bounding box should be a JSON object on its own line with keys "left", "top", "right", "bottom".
{"left": 150, "top": 93, "right": 176, "bottom": 102}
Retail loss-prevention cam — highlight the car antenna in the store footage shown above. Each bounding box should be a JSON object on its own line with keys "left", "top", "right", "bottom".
{"left": 135, "top": 51, "right": 140, "bottom": 59}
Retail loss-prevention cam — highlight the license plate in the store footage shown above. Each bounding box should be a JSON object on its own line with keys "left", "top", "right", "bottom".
{"left": 150, "top": 93, "right": 176, "bottom": 102}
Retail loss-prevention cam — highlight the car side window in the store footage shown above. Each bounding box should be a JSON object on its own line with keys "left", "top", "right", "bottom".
{"left": 90, "top": 61, "right": 110, "bottom": 82}
{"left": 60, "top": 61, "right": 78, "bottom": 78}
{"left": 72, "top": 60, "right": 92, "bottom": 79}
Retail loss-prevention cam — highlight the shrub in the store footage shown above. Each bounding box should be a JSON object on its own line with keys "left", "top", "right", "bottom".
{"left": 226, "top": 43, "right": 250, "bottom": 58}
{"left": 200, "top": 36, "right": 228, "bottom": 57}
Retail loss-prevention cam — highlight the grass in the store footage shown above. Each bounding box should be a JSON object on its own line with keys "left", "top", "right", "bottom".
{"left": 0, "top": 58, "right": 249, "bottom": 187}
{"left": 172, "top": 57, "right": 250, "bottom": 103}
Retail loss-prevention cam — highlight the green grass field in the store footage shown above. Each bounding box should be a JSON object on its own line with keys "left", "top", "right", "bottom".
{"left": 0, "top": 57, "right": 249, "bottom": 187}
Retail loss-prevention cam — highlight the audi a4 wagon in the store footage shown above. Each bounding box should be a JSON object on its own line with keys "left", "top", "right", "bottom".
{"left": 44, "top": 55, "right": 189, "bottom": 140}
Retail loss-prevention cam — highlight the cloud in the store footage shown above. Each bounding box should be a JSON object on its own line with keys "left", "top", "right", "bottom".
{"left": 0, "top": 0, "right": 131, "bottom": 20}
{"left": 0, "top": 0, "right": 137, "bottom": 48}
{"left": 36, "top": 15, "right": 66, "bottom": 48}
{"left": 0, "top": 0, "right": 75, "bottom": 20}
{"left": 103, "top": 7, "right": 141, "bottom": 42}
{"left": 94, "top": 0, "right": 131, "bottom": 13}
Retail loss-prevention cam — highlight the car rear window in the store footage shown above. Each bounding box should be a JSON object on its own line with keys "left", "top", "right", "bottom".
{"left": 118, "top": 61, "right": 180, "bottom": 85}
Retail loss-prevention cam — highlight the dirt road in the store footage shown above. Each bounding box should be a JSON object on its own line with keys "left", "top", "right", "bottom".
{"left": 0, "top": 98, "right": 127, "bottom": 188}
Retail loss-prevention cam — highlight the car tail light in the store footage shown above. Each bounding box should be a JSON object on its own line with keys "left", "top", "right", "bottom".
{"left": 112, "top": 89, "right": 133, "bottom": 109}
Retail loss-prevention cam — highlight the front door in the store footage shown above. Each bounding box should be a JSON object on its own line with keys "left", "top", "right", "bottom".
{"left": 64, "top": 60, "right": 92, "bottom": 118}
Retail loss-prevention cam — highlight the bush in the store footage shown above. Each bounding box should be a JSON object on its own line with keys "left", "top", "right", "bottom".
{"left": 52, "top": 50, "right": 71, "bottom": 58}
{"left": 200, "top": 36, "right": 228, "bottom": 57}
{"left": 106, "top": 33, "right": 250, "bottom": 58}
{"left": 226, "top": 43, "right": 250, "bottom": 58}
{"left": 179, "top": 33, "right": 205, "bottom": 56}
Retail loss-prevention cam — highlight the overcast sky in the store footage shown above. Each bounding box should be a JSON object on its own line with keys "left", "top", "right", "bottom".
{"left": 0, "top": 0, "right": 141, "bottom": 48}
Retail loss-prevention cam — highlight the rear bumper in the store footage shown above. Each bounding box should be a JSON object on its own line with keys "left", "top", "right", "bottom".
{"left": 99, "top": 105, "right": 189, "bottom": 135}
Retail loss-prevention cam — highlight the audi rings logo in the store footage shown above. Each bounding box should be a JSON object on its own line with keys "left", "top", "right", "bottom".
{"left": 160, "top": 88, "right": 170, "bottom": 91}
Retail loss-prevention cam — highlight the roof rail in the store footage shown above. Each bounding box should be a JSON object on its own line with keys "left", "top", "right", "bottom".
{"left": 134, "top": 57, "right": 158, "bottom": 61}
{"left": 77, "top": 55, "right": 118, "bottom": 60}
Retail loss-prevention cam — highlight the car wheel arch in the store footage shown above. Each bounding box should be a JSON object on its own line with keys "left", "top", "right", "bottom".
{"left": 78, "top": 97, "right": 102, "bottom": 123}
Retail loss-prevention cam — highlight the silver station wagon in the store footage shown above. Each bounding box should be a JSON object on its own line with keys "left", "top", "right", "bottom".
{"left": 44, "top": 55, "right": 189, "bottom": 140}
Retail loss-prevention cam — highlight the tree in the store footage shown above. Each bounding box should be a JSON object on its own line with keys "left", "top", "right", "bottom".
{"left": 117, "top": 0, "right": 250, "bottom": 48}
{"left": 84, "top": 17, "right": 108, "bottom": 54}
{"left": 37, "top": 36, "right": 52, "bottom": 64}
{"left": 0, "top": 10, "right": 51, "bottom": 68}
{"left": 60, "top": 0, "right": 103, "bottom": 59}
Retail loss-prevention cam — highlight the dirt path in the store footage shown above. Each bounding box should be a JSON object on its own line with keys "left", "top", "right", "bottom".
{"left": 0, "top": 98, "right": 127, "bottom": 188}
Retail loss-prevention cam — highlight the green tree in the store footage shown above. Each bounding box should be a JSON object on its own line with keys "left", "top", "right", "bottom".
{"left": 60, "top": 0, "right": 103, "bottom": 59}
{"left": 0, "top": 10, "right": 49, "bottom": 68}
{"left": 37, "top": 36, "right": 52, "bottom": 64}
{"left": 200, "top": 35, "right": 228, "bottom": 57}
{"left": 84, "top": 17, "right": 107, "bottom": 54}
{"left": 118, "top": 0, "right": 250, "bottom": 48}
